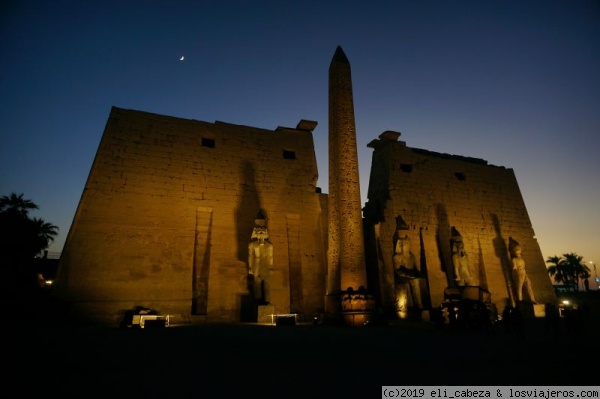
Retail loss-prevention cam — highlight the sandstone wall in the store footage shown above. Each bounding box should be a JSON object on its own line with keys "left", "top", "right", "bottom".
{"left": 55, "top": 107, "right": 326, "bottom": 324}
{"left": 364, "top": 134, "right": 556, "bottom": 316}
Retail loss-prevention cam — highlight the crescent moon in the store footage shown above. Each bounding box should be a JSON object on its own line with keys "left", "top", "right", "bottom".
{"left": 180, "top": 56, "right": 185, "bottom": 61}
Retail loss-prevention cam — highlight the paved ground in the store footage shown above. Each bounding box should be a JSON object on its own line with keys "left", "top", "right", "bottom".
{"left": 8, "top": 313, "right": 597, "bottom": 398}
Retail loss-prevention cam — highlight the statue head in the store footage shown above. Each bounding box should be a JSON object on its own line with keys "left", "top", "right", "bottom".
{"left": 450, "top": 226, "right": 465, "bottom": 254}
{"left": 251, "top": 226, "right": 269, "bottom": 242}
{"left": 509, "top": 237, "right": 522, "bottom": 257}
{"left": 251, "top": 210, "right": 269, "bottom": 242}
{"left": 395, "top": 235, "right": 410, "bottom": 254}
{"left": 395, "top": 215, "right": 409, "bottom": 232}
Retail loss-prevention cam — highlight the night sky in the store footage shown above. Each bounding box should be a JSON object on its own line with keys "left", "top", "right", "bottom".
{"left": 1, "top": 1, "right": 599, "bottom": 283}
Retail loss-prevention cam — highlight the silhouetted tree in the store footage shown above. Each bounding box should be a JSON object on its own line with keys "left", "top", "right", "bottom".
{"left": 563, "top": 253, "right": 590, "bottom": 292}
{"left": 546, "top": 253, "right": 591, "bottom": 292}
{"left": 546, "top": 255, "right": 570, "bottom": 289}
{"left": 0, "top": 192, "right": 58, "bottom": 270}
{"left": 0, "top": 192, "right": 39, "bottom": 216}
{"left": 30, "top": 217, "right": 58, "bottom": 255}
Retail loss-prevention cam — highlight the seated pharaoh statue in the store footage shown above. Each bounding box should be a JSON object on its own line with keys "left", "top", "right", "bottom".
{"left": 450, "top": 226, "right": 473, "bottom": 287}
{"left": 445, "top": 227, "right": 490, "bottom": 304}
{"left": 248, "top": 214, "right": 273, "bottom": 305}
{"left": 393, "top": 233, "right": 424, "bottom": 317}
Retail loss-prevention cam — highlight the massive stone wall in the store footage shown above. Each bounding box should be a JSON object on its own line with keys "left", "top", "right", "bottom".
{"left": 55, "top": 107, "right": 327, "bottom": 324}
{"left": 54, "top": 106, "right": 556, "bottom": 325}
{"left": 363, "top": 133, "right": 556, "bottom": 316}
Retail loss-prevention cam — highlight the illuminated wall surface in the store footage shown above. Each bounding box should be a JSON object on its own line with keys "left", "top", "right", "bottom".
{"left": 363, "top": 133, "right": 556, "bottom": 315}
{"left": 54, "top": 108, "right": 327, "bottom": 324}
{"left": 55, "top": 51, "right": 555, "bottom": 325}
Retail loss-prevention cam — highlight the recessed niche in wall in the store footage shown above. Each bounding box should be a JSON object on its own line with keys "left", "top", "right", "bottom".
{"left": 455, "top": 172, "right": 466, "bottom": 181}
{"left": 200, "top": 137, "right": 215, "bottom": 148}
{"left": 400, "top": 164, "right": 413, "bottom": 173}
{"left": 283, "top": 149, "right": 296, "bottom": 160}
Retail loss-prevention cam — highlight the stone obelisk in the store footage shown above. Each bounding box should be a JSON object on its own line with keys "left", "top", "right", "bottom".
{"left": 327, "top": 46, "right": 373, "bottom": 325}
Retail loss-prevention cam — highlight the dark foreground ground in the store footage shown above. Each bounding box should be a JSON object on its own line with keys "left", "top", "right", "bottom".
{"left": 7, "top": 311, "right": 598, "bottom": 399}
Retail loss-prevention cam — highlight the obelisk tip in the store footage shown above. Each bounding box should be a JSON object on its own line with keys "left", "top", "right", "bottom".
{"left": 331, "top": 46, "right": 349, "bottom": 65}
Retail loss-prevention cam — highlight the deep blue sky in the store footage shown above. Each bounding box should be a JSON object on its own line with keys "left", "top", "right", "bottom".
{"left": 1, "top": 1, "right": 599, "bottom": 280}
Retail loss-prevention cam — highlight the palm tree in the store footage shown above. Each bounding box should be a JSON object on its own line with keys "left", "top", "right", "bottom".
{"left": 581, "top": 267, "right": 592, "bottom": 292}
{"left": 563, "top": 252, "right": 590, "bottom": 292}
{"left": 0, "top": 192, "right": 39, "bottom": 217}
{"left": 0, "top": 193, "right": 59, "bottom": 297}
{"left": 29, "top": 217, "right": 59, "bottom": 256}
{"left": 0, "top": 193, "right": 57, "bottom": 266}
{"left": 546, "top": 255, "right": 570, "bottom": 288}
